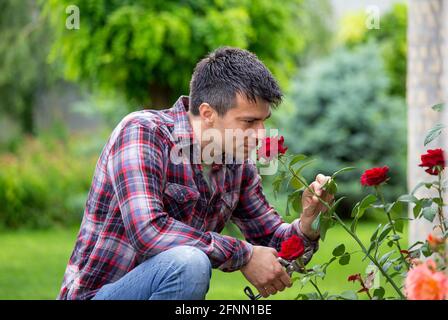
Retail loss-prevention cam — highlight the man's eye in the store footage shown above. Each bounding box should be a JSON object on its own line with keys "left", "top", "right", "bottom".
{"left": 244, "top": 120, "right": 255, "bottom": 124}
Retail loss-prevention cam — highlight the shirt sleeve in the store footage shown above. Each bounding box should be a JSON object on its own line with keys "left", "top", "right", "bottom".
{"left": 107, "top": 121, "right": 253, "bottom": 272}
{"left": 230, "top": 161, "right": 319, "bottom": 264}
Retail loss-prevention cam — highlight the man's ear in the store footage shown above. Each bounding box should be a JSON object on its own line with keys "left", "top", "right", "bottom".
{"left": 198, "top": 103, "right": 216, "bottom": 126}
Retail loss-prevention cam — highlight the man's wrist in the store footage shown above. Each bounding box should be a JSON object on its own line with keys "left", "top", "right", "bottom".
{"left": 298, "top": 219, "right": 320, "bottom": 241}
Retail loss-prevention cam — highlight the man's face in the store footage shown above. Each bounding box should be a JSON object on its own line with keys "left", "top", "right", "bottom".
{"left": 209, "top": 93, "right": 271, "bottom": 161}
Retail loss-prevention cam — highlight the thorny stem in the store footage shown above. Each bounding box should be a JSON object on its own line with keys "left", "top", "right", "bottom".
{"left": 375, "top": 186, "right": 410, "bottom": 270}
{"left": 437, "top": 172, "right": 447, "bottom": 234}
{"left": 309, "top": 279, "right": 325, "bottom": 300}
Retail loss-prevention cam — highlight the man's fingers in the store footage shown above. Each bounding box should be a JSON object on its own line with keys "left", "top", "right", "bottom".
{"left": 265, "top": 284, "right": 277, "bottom": 296}
{"left": 316, "top": 174, "right": 330, "bottom": 185}
{"left": 308, "top": 181, "right": 321, "bottom": 196}
{"left": 257, "top": 285, "right": 269, "bottom": 298}
{"left": 316, "top": 174, "right": 332, "bottom": 194}
{"left": 271, "top": 279, "right": 286, "bottom": 292}
{"left": 279, "top": 271, "right": 293, "bottom": 288}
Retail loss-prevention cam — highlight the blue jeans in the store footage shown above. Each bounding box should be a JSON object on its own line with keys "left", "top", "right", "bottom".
{"left": 92, "top": 245, "right": 212, "bottom": 300}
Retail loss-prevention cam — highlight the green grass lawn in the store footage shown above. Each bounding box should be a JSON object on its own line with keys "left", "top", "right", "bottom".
{"left": 0, "top": 221, "right": 408, "bottom": 300}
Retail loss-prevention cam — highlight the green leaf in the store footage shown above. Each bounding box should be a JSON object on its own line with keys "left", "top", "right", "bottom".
{"left": 377, "top": 225, "right": 393, "bottom": 243}
{"left": 360, "top": 194, "right": 378, "bottom": 210}
{"left": 373, "top": 287, "right": 385, "bottom": 300}
{"left": 289, "top": 154, "right": 308, "bottom": 168}
{"left": 387, "top": 201, "right": 403, "bottom": 215}
{"left": 393, "top": 265, "right": 402, "bottom": 272}
{"left": 295, "top": 159, "right": 316, "bottom": 176}
{"left": 319, "top": 214, "right": 333, "bottom": 241}
{"left": 339, "top": 253, "right": 350, "bottom": 265}
{"left": 292, "top": 193, "right": 302, "bottom": 213}
{"left": 351, "top": 195, "right": 377, "bottom": 233}
{"left": 364, "top": 240, "right": 377, "bottom": 261}
{"left": 410, "top": 181, "right": 436, "bottom": 195}
{"left": 421, "top": 243, "right": 432, "bottom": 257}
{"left": 397, "top": 194, "right": 419, "bottom": 203}
{"left": 422, "top": 206, "right": 437, "bottom": 222}
{"left": 339, "top": 290, "right": 358, "bottom": 300}
{"left": 350, "top": 217, "right": 360, "bottom": 233}
{"left": 413, "top": 202, "right": 422, "bottom": 218}
{"left": 272, "top": 171, "right": 286, "bottom": 198}
{"left": 331, "top": 166, "right": 356, "bottom": 178}
{"left": 379, "top": 250, "right": 395, "bottom": 265}
{"left": 394, "top": 220, "right": 404, "bottom": 233}
{"left": 311, "top": 212, "right": 321, "bottom": 232}
{"left": 332, "top": 244, "right": 345, "bottom": 257}
{"left": 350, "top": 202, "right": 361, "bottom": 218}
{"left": 424, "top": 123, "right": 446, "bottom": 146}
{"left": 390, "top": 234, "right": 401, "bottom": 241}
{"left": 323, "top": 179, "right": 338, "bottom": 195}
{"left": 431, "top": 103, "right": 445, "bottom": 112}
{"left": 383, "top": 261, "right": 393, "bottom": 272}
{"left": 290, "top": 176, "right": 305, "bottom": 190}
{"left": 319, "top": 197, "right": 345, "bottom": 241}
{"left": 370, "top": 224, "right": 382, "bottom": 242}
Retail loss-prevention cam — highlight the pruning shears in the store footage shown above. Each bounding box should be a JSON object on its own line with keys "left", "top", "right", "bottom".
{"left": 243, "top": 257, "right": 306, "bottom": 300}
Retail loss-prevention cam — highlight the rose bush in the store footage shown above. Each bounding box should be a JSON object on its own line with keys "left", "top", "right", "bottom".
{"left": 252, "top": 105, "right": 447, "bottom": 300}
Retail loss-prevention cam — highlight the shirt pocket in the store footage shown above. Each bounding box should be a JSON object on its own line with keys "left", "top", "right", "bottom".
{"left": 163, "top": 182, "right": 200, "bottom": 222}
{"left": 218, "top": 190, "right": 240, "bottom": 220}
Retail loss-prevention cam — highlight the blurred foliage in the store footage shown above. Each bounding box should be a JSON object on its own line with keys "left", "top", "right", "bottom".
{"left": 337, "top": 3, "right": 407, "bottom": 97}
{"left": 71, "top": 92, "right": 130, "bottom": 129}
{"left": 0, "top": 0, "right": 59, "bottom": 134}
{"left": 282, "top": 43, "right": 407, "bottom": 217}
{"left": 0, "top": 134, "right": 99, "bottom": 229}
{"left": 43, "top": 0, "right": 318, "bottom": 109}
{"left": 295, "top": 0, "right": 334, "bottom": 63}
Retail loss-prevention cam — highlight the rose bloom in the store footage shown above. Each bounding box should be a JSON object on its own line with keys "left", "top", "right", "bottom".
{"left": 405, "top": 259, "right": 448, "bottom": 300}
{"left": 419, "top": 148, "right": 445, "bottom": 175}
{"left": 360, "top": 166, "right": 389, "bottom": 186}
{"left": 278, "top": 235, "right": 304, "bottom": 260}
{"left": 347, "top": 273, "right": 362, "bottom": 282}
{"left": 257, "top": 136, "right": 288, "bottom": 161}
{"left": 427, "top": 233, "right": 445, "bottom": 249}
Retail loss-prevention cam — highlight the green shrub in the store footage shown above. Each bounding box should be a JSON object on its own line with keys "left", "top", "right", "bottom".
{"left": 338, "top": 3, "right": 407, "bottom": 97}
{"left": 0, "top": 135, "right": 98, "bottom": 229}
{"left": 281, "top": 43, "right": 407, "bottom": 217}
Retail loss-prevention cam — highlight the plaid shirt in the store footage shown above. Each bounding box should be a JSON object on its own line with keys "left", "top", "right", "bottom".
{"left": 57, "top": 96, "right": 319, "bottom": 300}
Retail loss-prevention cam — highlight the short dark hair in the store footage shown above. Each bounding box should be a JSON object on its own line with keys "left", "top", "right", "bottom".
{"left": 189, "top": 47, "right": 283, "bottom": 116}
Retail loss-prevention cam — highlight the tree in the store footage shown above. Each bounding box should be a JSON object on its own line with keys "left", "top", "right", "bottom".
{"left": 0, "top": 0, "right": 56, "bottom": 134}
{"left": 337, "top": 3, "right": 407, "bottom": 98}
{"left": 407, "top": 0, "right": 447, "bottom": 244}
{"left": 43, "top": 0, "right": 312, "bottom": 109}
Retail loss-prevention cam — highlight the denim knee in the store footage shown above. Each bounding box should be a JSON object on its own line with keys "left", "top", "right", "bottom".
{"left": 168, "top": 246, "right": 212, "bottom": 278}
{"left": 164, "top": 246, "right": 212, "bottom": 299}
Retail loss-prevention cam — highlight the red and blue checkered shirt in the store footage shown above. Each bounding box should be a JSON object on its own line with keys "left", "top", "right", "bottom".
{"left": 57, "top": 96, "right": 318, "bottom": 300}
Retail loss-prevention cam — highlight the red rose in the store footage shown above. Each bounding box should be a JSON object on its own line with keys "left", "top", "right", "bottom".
{"left": 278, "top": 235, "right": 305, "bottom": 260}
{"left": 347, "top": 273, "right": 362, "bottom": 282}
{"left": 257, "top": 136, "right": 288, "bottom": 161}
{"left": 419, "top": 148, "right": 445, "bottom": 175}
{"left": 360, "top": 166, "right": 389, "bottom": 186}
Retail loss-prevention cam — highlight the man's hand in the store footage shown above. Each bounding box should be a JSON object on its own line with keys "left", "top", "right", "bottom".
{"left": 240, "top": 246, "right": 292, "bottom": 298}
{"left": 300, "top": 174, "right": 334, "bottom": 240}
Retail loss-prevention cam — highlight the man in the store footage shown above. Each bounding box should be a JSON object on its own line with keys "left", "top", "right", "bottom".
{"left": 57, "top": 47, "right": 333, "bottom": 300}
